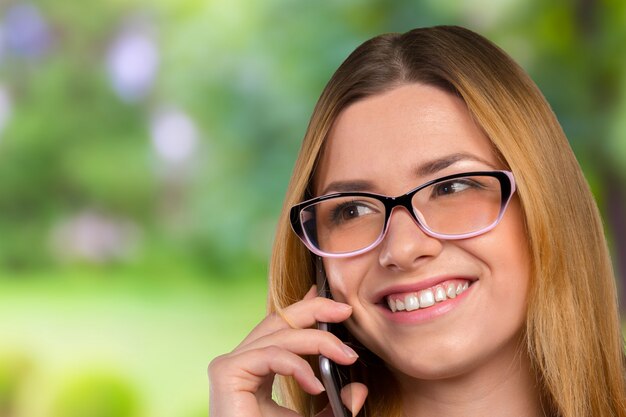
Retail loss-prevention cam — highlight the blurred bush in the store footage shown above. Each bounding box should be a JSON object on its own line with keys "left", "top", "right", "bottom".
{"left": 52, "top": 372, "right": 140, "bottom": 417}
{"left": 0, "top": 0, "right": 624, "bottom": 280}
{"left": 0, "top": 354, "right": 33, "bottom": 416}
{"left": 0, "top": 1, "right": 624, "bottom": 416}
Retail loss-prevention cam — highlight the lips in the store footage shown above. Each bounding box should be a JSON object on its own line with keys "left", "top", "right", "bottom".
{"left": 374, "top": 276, "right": 477, "bottom": 313}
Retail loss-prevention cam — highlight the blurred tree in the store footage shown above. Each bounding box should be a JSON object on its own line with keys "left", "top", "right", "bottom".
{"left": 0, "top": 1, "right": 624, "bottom": 416}
{"left": 0, "top": 1, "right": 156, "bottom": 269}
{"left": 515, "top": 0, "right": 626, "bottom": 311}
{"left": 0, "top": 0, "right": 623, "bottom": 292}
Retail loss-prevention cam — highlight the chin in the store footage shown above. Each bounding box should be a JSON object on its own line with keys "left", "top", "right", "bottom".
{"left": 375, "top": 330, "right": 526, "bottom": 384}
{"left": 386, "top": 352, "right": 478, "bottom": 382}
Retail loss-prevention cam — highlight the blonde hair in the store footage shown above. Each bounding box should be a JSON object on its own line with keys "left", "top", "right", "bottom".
{"left": 268, "top": 26, "right": 626, "bottom": 417}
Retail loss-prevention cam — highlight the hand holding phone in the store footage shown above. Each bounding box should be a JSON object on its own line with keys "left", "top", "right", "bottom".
{"left": 208, "top": 253, "right": 363, "bottom": 417}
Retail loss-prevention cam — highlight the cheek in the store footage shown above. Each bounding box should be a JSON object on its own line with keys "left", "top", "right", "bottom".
{"left": 323, "top": 257, "right": 371, "bottom": 303}
{"left": 497, "top": 202, "right": 531, "bottom": 291}
{"left": 467, "top": 200, "right": 531, "bottom": 304}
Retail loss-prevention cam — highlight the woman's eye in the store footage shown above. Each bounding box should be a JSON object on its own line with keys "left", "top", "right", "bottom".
{"left": 432, "top": 179, "right": 479, "bottom": 196}
{"left": 331, "top": 202, "right": 376, "bottom": 223}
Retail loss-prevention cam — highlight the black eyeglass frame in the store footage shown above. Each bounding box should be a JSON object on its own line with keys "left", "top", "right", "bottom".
{"left": 289, "top": 170, "right": 516, "bottom": 258}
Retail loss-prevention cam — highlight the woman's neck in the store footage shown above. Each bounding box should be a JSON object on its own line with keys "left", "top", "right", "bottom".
{"left": 391, "top": 342, "right": 545, "bottom": 417}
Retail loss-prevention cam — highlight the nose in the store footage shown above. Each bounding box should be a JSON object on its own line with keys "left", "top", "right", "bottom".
{"left": 378, "top": 206, "right": 443, "bottom": 272}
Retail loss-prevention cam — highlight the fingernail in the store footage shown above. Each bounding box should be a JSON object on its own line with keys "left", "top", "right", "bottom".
{"left": 342, "top": 344, "right": 359, "bottom": 358}
{"left": 315, "top": 378, "right": 326, "bottom": 392}
{"left": 336, "top": 303, "right": 352, "bottom": 311}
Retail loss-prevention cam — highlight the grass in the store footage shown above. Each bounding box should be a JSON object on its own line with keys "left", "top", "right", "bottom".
{"left": 2, "top": 268, "right": 624, "bottom": 417}
{"left": 0, "top": 269, "right": 267, "bottom": 417}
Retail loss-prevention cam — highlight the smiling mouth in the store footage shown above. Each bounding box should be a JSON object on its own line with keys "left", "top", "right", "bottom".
{"left": 385, "top": 280, "right": 473, "bottom": 313}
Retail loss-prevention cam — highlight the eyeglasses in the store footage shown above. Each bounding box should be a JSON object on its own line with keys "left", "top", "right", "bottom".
{"left": 290, "top": 170, "right": 516, "bottom": 258}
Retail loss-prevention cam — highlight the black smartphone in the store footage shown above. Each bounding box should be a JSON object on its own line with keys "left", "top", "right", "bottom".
{"left": 315, "top": 257, "right": 352, "bottom": 417}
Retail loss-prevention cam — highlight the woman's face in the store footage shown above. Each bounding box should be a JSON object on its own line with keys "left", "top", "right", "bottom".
{"left": 315, "top": 84, "right": 530, "bottom": 382}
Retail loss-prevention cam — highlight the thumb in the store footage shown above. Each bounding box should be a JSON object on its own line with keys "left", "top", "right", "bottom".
{"left": 315, "top": 382, "right": 368, "bottom": 417}
{"left": 341, "top": 382, "right": 368, "bottom": 416}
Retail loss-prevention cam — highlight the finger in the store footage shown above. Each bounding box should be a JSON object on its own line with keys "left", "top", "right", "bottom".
{"left": 209, "top": 347, "right": 322, "bottom": 417}
{"left": 314, "top": 382, "right": 368, "bottom": 417}
{"left": 315, "top": 382, "right": 369, "bottom": 417}
{"left": 237, "top": 328, "right": 359, "bottom": 366}
{"left": 341, "top": 382, "right": 368, "bottom": 416}
{"left": 275, "top": 296, "right": 352, "bottom": 330}
{"left": 233, "top": 345, "right": 326, "bottom": 396}
{"left": 259, "top": 401, "right": 306, "bottom": 417}
{"left": 240, "top": 297, "right": 352, "bottom": 346}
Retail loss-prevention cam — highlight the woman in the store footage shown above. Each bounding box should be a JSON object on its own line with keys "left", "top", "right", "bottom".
{"left": 209, "top": 26, "right": 626, "bottom": 417}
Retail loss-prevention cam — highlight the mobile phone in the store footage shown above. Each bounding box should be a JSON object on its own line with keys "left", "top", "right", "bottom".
{"left": 316, "top": 257, "right": 352, "bottom": 417}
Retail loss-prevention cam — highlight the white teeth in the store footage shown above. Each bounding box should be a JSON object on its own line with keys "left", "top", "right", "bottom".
{"left": 446, "top": 284, "right": 457, "bottom": 299}
{"left": 386, "top": 281, "right": 472, "bottom": 313}
{"left": 405, "top": 294, "right": 419, "bottom": 311}
{"left": 418, "top": 289, "right": 435, "bottom": 308}
{"left": 434, "top": 286, "right": 446, "bottom": 302}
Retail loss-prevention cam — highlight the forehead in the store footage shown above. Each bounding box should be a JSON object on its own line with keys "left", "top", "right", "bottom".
{"left": 314, "top": 83, "right": 498, "bottom": 195}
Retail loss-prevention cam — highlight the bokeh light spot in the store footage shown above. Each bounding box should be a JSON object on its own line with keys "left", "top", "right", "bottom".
{"left": 150, "top": 107, "right": 199, "bottom": 164}
{"left": 107, "top": 29, "right": 159, "bottom": 102}
{"left": 2, "top": 2, "right": 51, "bottom": 58}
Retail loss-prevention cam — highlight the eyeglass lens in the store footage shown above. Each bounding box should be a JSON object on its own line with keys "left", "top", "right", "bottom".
{"left": 300, "top": 175, "right": 503, "bottom": 255}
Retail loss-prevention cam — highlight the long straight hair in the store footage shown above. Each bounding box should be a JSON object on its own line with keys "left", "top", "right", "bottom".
{"left": 268, "top": 26, "right": 626, "bottom": 417}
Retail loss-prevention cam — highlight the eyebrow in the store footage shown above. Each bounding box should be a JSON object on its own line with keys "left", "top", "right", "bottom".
{"left": 413, "top": 152, "right": 494, "bottom": 177}
{"left": 319, "top": 152, "right": 495, "bottom": 196}
{"left": 320, "top": 179, "right": 375, "bottom": 195}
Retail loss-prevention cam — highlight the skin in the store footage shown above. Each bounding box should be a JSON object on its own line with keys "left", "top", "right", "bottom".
{"left": 315, "top": 84, "right": 542, "bottom": 417}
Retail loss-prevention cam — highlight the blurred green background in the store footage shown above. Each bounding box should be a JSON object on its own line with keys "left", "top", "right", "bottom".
{"left": 0, "top": 1, "right": 625, "bottom": 416}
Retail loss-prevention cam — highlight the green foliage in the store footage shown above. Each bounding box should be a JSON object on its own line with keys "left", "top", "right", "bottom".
{"left": 0, "top": 1, "right": 625, "bottom": 416}
{"left": 0, "top": 0, "right": 623, "bottom": 273}
{"left": 52, "top": 373, "right": 140, "bottom": 417}
{"left": 0, "top": 354, "right": 32, "bottom": 415}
